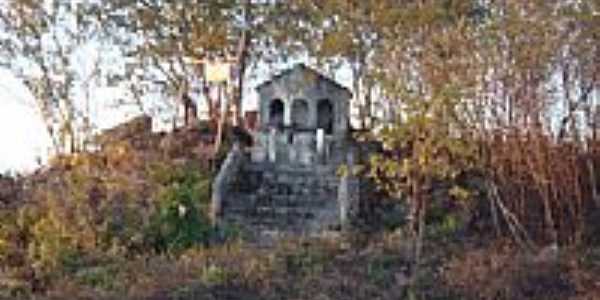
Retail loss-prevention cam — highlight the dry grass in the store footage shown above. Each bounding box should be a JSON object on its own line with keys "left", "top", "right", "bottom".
{"left": 443, "top": 238, "right": 600, "bottom": 300}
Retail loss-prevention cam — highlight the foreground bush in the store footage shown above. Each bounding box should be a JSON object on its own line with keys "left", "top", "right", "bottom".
{"left": 145, "top": 165, "right": 213, "bottom": 253}
{"left": 0, "top": 148, "right": 215, "bottom": 296}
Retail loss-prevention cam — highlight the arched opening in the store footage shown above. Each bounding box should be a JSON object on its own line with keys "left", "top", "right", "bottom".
{"left": 291, "top": 99, "right": 309, "bottom": 129}
{"left": 269, "top": 99, "right": 284, "bottom": 129}
{"left": 317, "top": 99, "right": 334, "bottom": 134}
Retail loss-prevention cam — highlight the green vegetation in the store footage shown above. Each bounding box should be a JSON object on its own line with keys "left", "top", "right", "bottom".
{"left": 145, "top": 166, "right": 213, "bottom": 253}
{"left": 1, "top": 0, "right": 600, "bottom": 299}
{"left": 0, "top": 142, "right": 219, "bottom": 297}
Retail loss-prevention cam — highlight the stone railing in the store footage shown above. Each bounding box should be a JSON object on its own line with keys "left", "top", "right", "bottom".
{"left": 249, "top": 128, "right": 341, "bottom": 166}
{"left": 337, "top": 149, "right": 360, "bottom": 230}
{"left": 211, "top": 143, "right": 244, "bottom": 224}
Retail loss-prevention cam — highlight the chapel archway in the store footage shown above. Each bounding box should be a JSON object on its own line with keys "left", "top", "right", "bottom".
{"left": 317, "top": 99, "right": 334, "bottom": 134}
{"left": 269, "top": 99, "right": 284, "bottom": 128}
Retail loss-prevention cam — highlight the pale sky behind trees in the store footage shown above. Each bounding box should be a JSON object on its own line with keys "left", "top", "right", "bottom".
{"left": 0, "top": 67, "right": 52, "bottom": 173}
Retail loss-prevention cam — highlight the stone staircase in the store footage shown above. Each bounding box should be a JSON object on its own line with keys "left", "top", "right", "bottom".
{"left": 220, "top": 162, "right": 342, "bottom": 239}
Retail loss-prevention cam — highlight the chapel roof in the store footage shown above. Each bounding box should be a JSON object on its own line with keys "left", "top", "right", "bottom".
{"left": 256, "top": 64, "right": 352, "bottom": 98}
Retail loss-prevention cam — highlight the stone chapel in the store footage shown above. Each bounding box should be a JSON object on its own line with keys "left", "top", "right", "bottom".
{"left": 212, "top": 64, "right": 360, "bottom": 239}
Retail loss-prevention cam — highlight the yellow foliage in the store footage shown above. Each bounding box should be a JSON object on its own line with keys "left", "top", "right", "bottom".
{"left": 104, "top": 141, "right": 139, "bottom": 171}
{"left": 28, "top": 212, "right": 76, "bottom": 272}
{"left": 0, "top": 238, "right": 6, "bottom": 259}
{"left": 449, "top": 185, "right": 471, "bottom": 202}
{"left": 48, "top": 155, "right": 70, "bottom": 168}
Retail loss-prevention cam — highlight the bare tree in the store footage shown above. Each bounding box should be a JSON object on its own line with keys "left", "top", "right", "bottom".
{"left": 0, "top": 1, "right": 107, "bottom": 154}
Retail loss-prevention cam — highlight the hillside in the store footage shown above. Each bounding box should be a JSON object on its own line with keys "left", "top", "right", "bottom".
{"left": 0, "top": 117, "right": 598, "bottom": 300}
{"left": 1, "top": 1, "right": 600, "bottom": 299}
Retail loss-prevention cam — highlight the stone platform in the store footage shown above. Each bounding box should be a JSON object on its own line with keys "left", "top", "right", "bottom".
{"left": 212, "top": 146, "right": 359, "bottom": 241}
{"left": 221, "top": 163, "right": 341, "bottom": 238}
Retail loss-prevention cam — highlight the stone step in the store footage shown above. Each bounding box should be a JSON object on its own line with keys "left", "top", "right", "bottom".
{"left": 245, "top": 171, "right": 338, "bottom": 182}
{"left": 219, "top": 161, "right": 344, "bottom": 239}
{"left": 223, "top": 194, "right": 336, "bottom": 208}
{"left": 243, "top": 162, "right": 338, "bottom": 175}
{"left": 222, "top": 214, "right": 339, "bottom": 236}
{"left": 222, "top": 214, "right": 310, "bottom": 229}
{"left": 258, "top": 187, "right": 337, "bottom": 197}
{"left": 232, "top": 180, "right": 339, "bottom": 195}
{"left": 224, "top": 205, "right": 320, "bottom": 217}
{"left": 220, "top": 202, "right": 341, "bottom": 239}
{"left": 241, "top": 171, "right": 338, "bottom": 183}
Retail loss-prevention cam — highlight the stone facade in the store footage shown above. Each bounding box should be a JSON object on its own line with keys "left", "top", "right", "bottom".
{"left": 212, "top": 64, "right": 359, "bottom": 240}
{"left": 252, "top": 64, "right": 352, "bottom": 166}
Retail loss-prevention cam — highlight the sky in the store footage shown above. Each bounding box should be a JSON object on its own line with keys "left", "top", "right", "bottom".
{"left": 0, "top": 68, "right": 52, "bottom": 173}
{"left": 0, "top": 66, "right": 155, "bottom": 174}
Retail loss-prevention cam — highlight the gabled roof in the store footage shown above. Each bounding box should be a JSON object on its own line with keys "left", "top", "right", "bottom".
{"left": 256, "top": 63, "right": 352, "bottom": 96}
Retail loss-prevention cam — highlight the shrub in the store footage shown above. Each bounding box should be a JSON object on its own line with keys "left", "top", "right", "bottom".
{"left": 145, "top": 166, "right": 213, "bottom": 253}
{"left": 0, "top": 157, "right": 216, "bottom": 295}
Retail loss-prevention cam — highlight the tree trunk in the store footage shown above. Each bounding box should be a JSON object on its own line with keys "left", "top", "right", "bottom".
{"left": 232, "top": 0, "right": 251, "bottom": 128}
{"left": 233, "top": 30, "right": 249, "bottom": 127}
{"left": 364, "top": 78, "right": 373, "bottom": 129}
{"left": 213, "top": 84, "right": 227, "bottom": 158}
{"left": 408, "top": 175, "right": 428, "bottom": 293}
{"left": 587, "top": 156, "right": 600, "bottom": 208}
